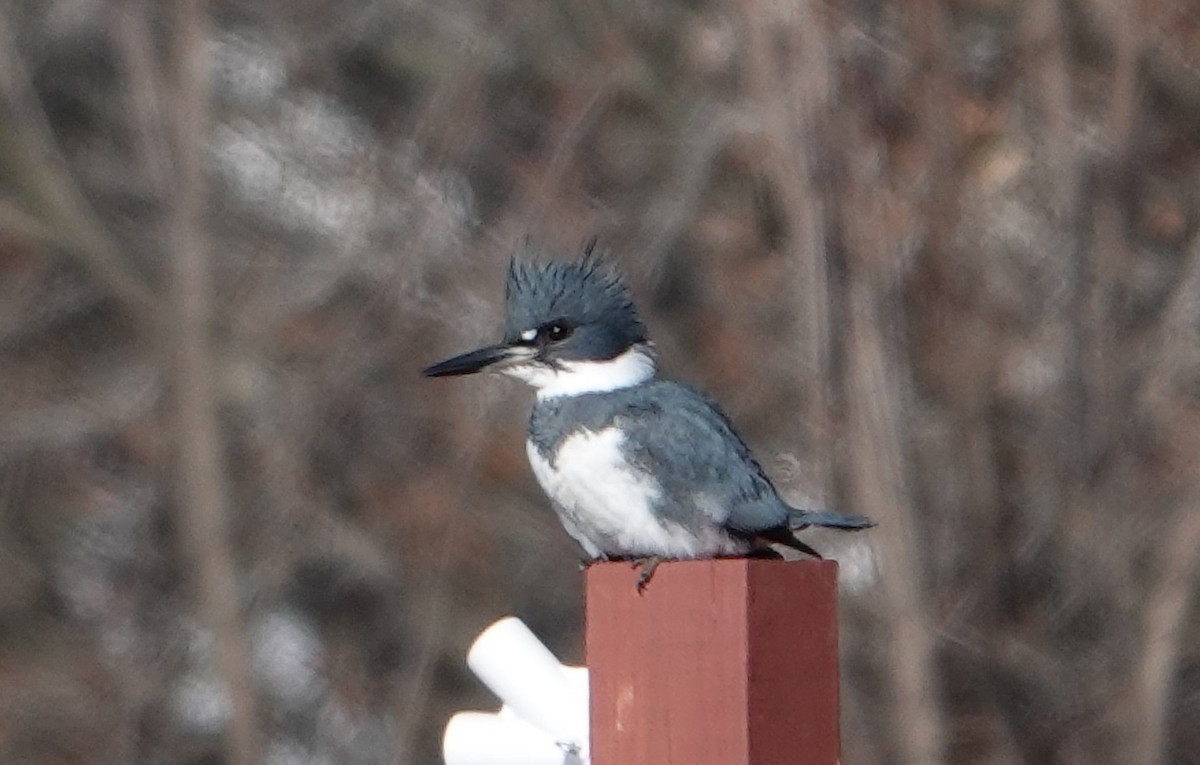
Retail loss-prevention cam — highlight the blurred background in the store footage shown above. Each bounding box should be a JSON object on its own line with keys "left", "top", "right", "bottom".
{"left": 1, "top": 0, "right": 1199, "bottom": 763}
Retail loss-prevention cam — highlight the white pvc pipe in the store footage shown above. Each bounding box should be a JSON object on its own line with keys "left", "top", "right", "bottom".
{"left": 498, "top": 668, "right": 587, "bottom": 722}
{"left": 465, "top": 617, "right": 589, "bottom": 752}
{"left": 562, "top": 666, "right": 588, "bottom": 708}
{"left": 443, "top": 712, "right": 567, "bottom": 765}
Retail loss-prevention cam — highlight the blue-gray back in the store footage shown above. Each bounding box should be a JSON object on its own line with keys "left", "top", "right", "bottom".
{"left": 528, "top": 381, "right": 791, "bottom": 534}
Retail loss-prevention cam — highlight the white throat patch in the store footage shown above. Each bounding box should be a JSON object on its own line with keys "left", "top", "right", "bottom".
{"left": 500, "top": 344, "right": 656, "bottom": 399}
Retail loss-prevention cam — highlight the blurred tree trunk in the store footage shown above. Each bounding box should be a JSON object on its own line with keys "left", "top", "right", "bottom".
{"left": 738, "top": 0, "right": 834, "bottom": 492}
{"left": 845, "top": 266, "right": 946, "bottom": 765}
{"left": 166, "top": 2, "right": 260, "bottom": 764}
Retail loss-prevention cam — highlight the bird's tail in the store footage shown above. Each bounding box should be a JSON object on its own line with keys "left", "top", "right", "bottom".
{"left": 789, "top": 509, "right": 875, "bottom": 531}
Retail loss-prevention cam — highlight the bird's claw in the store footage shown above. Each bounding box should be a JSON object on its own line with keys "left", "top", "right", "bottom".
{"left": 577, "top": 555, "right": 609, "bottom": 571}
{"left": 632, "top": 557, "right": 661, "bottom": 594}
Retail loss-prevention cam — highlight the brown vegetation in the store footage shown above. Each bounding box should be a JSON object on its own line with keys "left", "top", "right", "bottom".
{"left": 0, "top": 1, "right": 1198, "bottom": 763}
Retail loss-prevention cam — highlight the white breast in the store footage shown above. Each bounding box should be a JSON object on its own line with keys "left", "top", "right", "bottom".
{"left": 525, "top": 427, "right": 741, "bottom": 559}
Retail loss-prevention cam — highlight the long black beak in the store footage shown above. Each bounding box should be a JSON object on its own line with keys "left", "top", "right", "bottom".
{"left": 422, "top": 343, "right": 533, "bottom": 377}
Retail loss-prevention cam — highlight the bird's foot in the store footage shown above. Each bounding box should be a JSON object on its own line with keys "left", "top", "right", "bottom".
{"left": 631, "top": 556, "right": 661, "bottom": 594}
{"left": 577, "top": 556, "right": 607, "bottom": 571}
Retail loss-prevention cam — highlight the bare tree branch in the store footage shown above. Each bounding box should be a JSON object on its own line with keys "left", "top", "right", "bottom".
{"left": 1132, "top": 493, "right": 1200, "bottom": 765}
{"left": 166, "top": 2, "right": 260, "bottom": 763}
{"left": 738, "top": 0, "right": 834, "bottom": 492}
{"left": 1129, "top": 227, "right": 1200, "bottom": 765}
{"left": 109, "top": 0, "right": 175, "bottom": 199}
{"left": 0, "top": 9, "right": 161, "bottom": 321}
{"left": 844, "top": 271, "right": 946, "bottom": 765}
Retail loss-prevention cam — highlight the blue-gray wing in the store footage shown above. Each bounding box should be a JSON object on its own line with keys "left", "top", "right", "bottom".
{"left": 614, "top": 381, "right": 790, "bottom": 535}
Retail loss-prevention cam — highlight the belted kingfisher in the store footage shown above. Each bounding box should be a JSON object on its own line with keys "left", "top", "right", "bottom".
{"left": 423, "top": 246, "right": 873, "bottom": 588}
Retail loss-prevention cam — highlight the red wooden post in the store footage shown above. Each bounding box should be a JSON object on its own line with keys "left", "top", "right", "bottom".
{"left": 586, "top": 558, "right": 840, "bottom": 765}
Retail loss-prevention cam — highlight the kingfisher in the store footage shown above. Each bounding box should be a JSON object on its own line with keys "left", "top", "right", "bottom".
{"left": 423, "top": 245, "right": 873, "bottom": 589}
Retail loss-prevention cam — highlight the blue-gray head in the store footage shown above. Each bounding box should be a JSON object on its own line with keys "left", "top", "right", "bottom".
{"left": 423, "top": 246, "right": 657, "bottom": 397}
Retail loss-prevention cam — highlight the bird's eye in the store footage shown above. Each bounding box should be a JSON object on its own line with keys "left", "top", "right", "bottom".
{"left": 545, "top": 322, "right": 573, "bottom": 341}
